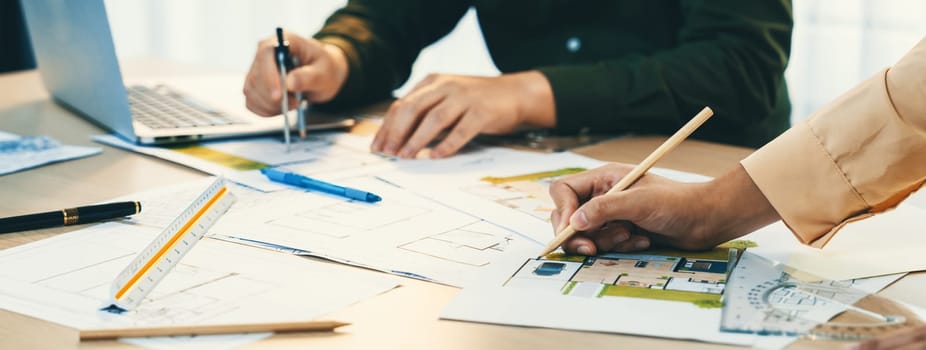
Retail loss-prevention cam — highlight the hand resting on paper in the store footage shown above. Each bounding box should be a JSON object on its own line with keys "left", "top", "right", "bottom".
{"left": 549, "top": 163, "right": 780, "bottom": 255}
{"left": 371, "top": 72, "right": 556, "bottom": 159}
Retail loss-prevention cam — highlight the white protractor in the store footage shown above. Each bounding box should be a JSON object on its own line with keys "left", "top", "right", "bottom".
{"left": 105, "top": 177, "right": 235, "bottom": 311}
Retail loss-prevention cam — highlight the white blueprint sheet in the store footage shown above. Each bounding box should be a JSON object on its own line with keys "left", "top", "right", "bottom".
{"left": 211, "top": 175, "right": 541, "bottom": 287}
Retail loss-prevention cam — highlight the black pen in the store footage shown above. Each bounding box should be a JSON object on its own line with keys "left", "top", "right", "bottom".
{"left": 0, "top": 201, "right": 141, "bottom": 234}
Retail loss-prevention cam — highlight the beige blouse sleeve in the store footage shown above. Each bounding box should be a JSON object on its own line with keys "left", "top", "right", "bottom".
{"left": 740, "top": 37, "right": 926, "bottom": 248}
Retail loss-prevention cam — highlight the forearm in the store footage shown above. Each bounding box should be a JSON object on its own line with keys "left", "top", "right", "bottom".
{"left": 507, "top": 71, "right": 555, "bottom": 129}
{"left": 699, "top": 164, "right": 780, "bottom": 243}
{"left": 313, "top": 0, "right": 470, "bottom": 109}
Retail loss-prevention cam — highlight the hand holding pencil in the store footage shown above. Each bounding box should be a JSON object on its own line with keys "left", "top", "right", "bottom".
{"left": 541, "top": 107, "right": 714, "bottom": 256}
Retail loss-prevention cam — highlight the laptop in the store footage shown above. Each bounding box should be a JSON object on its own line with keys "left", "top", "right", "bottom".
{"left": 20, "top": 0, "right": 353, "bottom": 145}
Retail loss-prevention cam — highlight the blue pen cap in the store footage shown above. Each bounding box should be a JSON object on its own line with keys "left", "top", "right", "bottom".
{"left": 260, "top": 168, "right": 287, "bottom": 182}
{"left": 343, "top": 188, "right": 380, "bottom": 203}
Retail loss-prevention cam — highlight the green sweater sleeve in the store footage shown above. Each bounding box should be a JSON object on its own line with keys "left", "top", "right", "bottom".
{"left": 538, "top": 0, "right": 792, "bottom": 147}
{"left": 313, "top": 0, "right": 471, "bottom": 109}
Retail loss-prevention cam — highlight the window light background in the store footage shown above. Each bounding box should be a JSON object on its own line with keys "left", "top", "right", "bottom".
{"left": 105, "top": 0, "right": 926, "bottom": 125}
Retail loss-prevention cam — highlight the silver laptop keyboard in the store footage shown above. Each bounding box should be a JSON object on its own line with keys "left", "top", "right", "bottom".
{"left": 127, "top": 85, "right": 243, "bottom": 129}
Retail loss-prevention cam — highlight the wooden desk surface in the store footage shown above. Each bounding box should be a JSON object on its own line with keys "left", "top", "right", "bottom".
{"left": 1, "top": 65, "right": 922, "bottom": 350}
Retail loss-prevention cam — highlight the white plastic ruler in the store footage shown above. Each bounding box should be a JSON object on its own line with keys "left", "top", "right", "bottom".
{"left": 106, "top": 177, "right": 235, "bottom": 311}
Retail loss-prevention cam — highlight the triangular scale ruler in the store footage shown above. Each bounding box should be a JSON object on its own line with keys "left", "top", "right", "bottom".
{"left": 106, "top": 177, "right": 235, "bottom": 311}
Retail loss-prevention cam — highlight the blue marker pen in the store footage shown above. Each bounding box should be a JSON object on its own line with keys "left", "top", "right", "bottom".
{"left": 260, "top": 168, "right": 382, "bottom": 203}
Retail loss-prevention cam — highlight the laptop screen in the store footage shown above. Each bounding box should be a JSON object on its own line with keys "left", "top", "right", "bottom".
{"left": 20, "top": 0, "right": 136, "bottom": 140}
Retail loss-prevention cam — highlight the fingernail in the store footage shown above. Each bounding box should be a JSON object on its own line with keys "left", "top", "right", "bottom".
{"left": 430, "top": 146, "right": 446, "bottom": 159}
{"left": 271, "top": 88, "right": 280, "bottom": 99}
{"left": 555, "top": 219, "right": 567, "bottom": 233}
{"left": 383, "top": 144, "right": 397, "bottom": 155}
{"left": 285, "top": 76, "right": 296, "bottom": 90}
{"left": 612, "top": 233, "right": 628, "bottom": 246}
{"left": 577, "top": 245, "right": 592, "bottom": 256}
{"left": 570, "top": 211, "right": 588, "bottom": 230}
{"left": 398, "top": 149, "right": 413, "bottom": 159}
{"left": 635, "top": 240, "right": 649, "bottom": 250}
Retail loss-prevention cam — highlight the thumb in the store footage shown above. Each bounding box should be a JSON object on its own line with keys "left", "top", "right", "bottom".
{"left": 286, "top": 65, "right": 324, "bottom": 93}
{"left": 281, "top": 33, "right": 323, "bottom": 66}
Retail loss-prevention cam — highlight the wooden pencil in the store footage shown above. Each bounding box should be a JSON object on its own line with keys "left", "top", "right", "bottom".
{"left": 80, "top": 320, "right": 349, "bottom": 340}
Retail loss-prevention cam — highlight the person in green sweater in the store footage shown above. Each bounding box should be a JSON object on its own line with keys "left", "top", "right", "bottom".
{"left": 244, "top": 1, "right": 793, "bottom": 158}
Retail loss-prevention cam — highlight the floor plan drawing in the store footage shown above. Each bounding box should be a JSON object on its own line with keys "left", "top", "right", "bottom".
{"left": 269, "top": 200, "right": 431, "bottom": 239}
{"left": 504, "top": 244, "right": 740, "bottom": 307}
{"left": 399, "top": 220, "right": 515, "bottom": 266}
{"left": 440, "top": 241, "right": 758, "bottom": 346}
{"left": 214, "top": 175, "right": 540, "bottom": 287}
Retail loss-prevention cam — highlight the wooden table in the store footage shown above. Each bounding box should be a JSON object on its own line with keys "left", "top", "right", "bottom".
{"left": 1, "top": 64, "right": 922, "bottom": 350}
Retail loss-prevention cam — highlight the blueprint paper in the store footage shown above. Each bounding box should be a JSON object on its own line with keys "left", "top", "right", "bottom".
{"left": 0, "top": 131, "right": 101, "bottom": 175}
{"left": 211, "top": 175, "right": 541, "bottom": 287}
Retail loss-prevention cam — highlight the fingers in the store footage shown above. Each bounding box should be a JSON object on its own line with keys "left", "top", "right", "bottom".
{"left": 285, "top": 65, "right": 335, "bottom": 103}
{"left": 372, "top": 88, "right": 446, "bottom": 156}
{"left": 243, "top": 31, "right": 325, "bottom": 116}
{"left": 609, "top": 234, "right": 652, "bottom": 252}
{"left": 397, "top": 102, "right": 467, "bottom": 158}
{"left": 569, "top": 191, "right": 642, "bottom": 232}
{"left": 561, "top": 222, "right": 645, "bottom": 255}
{"left": 244, "top": 37, "right": 285, "bottom": 116}
{"left": 431, "top": 109, "right": 482, "bottom": 158}
{"left": 550, "top": 201, "right": 573, "bottom": 233}
{"left": 286, "top": 35, "right": 325, "bottom": 67}
{"left": 562, "top": 235, "right": 598, "bottom": 256}
{"left": 549, "top": 170, "right": 604, "bottom": 231}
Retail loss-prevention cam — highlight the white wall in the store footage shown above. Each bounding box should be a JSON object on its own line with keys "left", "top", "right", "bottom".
{"left": 787, "top": 0, "right": 926, "bottom": 122}
{"left": 104, "top": 0, "right": 497, "bottom": 97}
{"left": 106, "top": 0, "right": 926, "bottom": 124}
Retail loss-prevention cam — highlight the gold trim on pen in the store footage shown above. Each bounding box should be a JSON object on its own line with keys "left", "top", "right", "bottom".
{"left": 134, "top": 201, "right": 140, "bottom": 214}
{"left": 62, "top": 208, "right": 79, "bottom": 225}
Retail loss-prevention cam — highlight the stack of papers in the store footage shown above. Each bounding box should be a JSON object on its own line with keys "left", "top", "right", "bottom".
{"left": 5, "top": 131, "right": 910, "bottom": 348}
